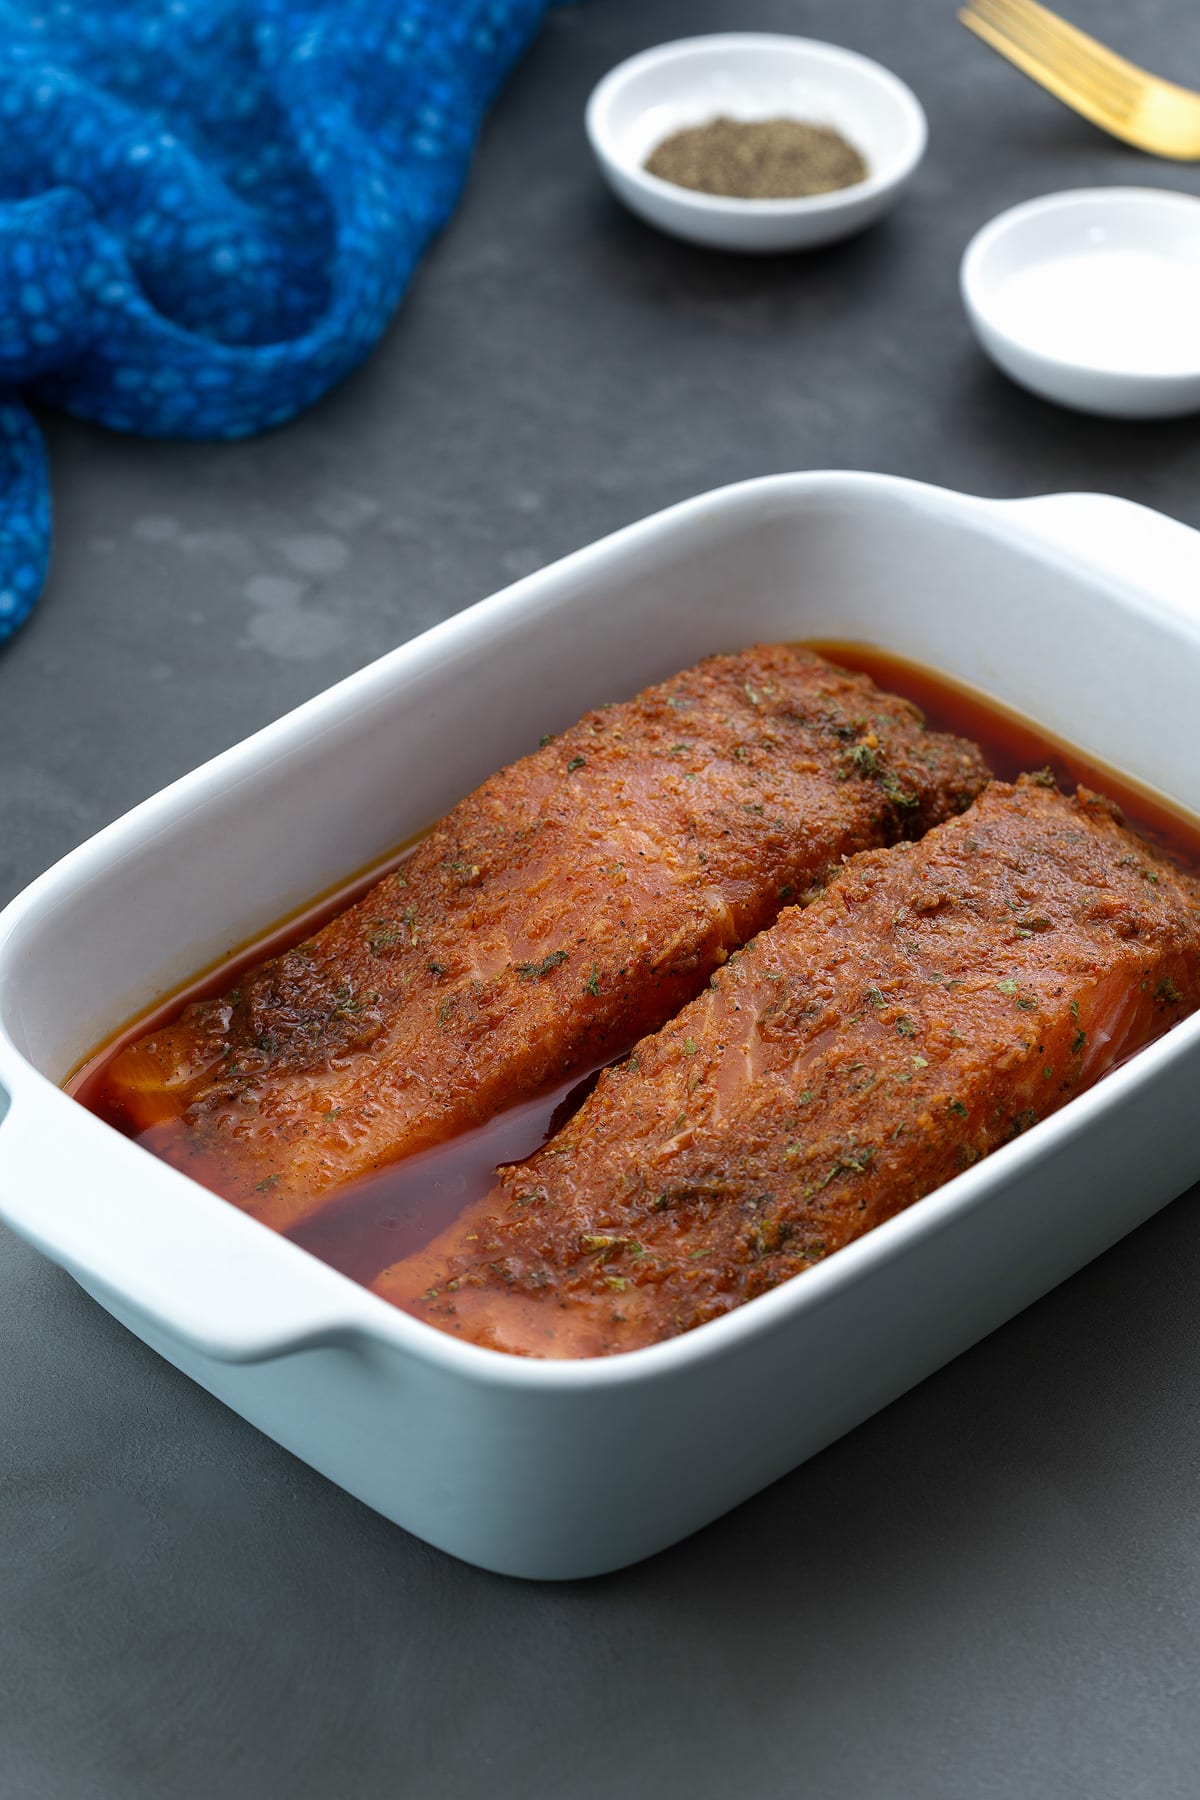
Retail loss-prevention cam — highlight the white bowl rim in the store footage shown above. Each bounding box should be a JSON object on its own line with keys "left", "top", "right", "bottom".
{"left": 961, "top": 185, "right": 1200, "bottom": 385}
{"left": 585, "top": 32, "right": 928, "bottom": 217}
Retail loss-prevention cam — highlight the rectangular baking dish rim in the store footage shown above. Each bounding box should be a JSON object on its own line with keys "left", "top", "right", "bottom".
{"left": 2, "top": 470, "right": 1200, "bottom": 1389}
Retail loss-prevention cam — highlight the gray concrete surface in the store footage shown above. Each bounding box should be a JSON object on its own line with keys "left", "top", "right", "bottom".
{"left": 3, "top": 2, "right": 1200, "bottom": 1795}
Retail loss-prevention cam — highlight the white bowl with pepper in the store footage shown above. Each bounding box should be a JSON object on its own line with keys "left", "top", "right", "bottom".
{"left": 586, "top": 33, "right": 927, "bottom": 254}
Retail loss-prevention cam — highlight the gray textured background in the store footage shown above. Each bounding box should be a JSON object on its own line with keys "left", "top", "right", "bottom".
{"left": 4, "top": 3, "right": 1200, "bottom": 1796}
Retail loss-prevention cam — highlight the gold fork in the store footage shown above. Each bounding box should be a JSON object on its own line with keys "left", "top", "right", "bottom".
{"left": 959, "top": 0, "right": 1200, "bottom": 160}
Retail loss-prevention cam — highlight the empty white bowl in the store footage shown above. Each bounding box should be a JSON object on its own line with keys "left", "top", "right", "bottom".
{"left": 961, "top": 187, "right": 1200, "bottom": 419}
{"left": 585, "top": 34, "right": 927, "bottom": 254}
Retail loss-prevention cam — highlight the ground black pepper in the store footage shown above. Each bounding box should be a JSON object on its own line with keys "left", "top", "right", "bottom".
{"left": 644, "top": 115, "right": 869, "bottom": 200}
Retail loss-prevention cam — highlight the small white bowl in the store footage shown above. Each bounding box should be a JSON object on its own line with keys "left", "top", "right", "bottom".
{"left": 961, "top": 187, "right": 1200, "bottom": 419}
{"left": 585, "top": 33, "right": 927, "bottom": 254}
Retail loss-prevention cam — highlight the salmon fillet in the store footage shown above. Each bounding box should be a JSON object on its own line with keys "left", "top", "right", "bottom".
{"left": 380, "top": 777, "right": 1200, "bottom": 1357}
{"left": 102, "top": 644, "right": 987, "bottom": 1228}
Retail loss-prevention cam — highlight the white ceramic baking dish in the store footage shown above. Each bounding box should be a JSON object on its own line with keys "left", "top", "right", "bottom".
{"left": 4, "top": 473, "right": 1200, "bottom": 1581}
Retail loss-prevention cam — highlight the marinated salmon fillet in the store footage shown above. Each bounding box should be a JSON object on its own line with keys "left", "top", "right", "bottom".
{"left": 102, "top": 645, "right": 987, "bottom": 1228}
{"left": 380, "top": 777, "right": 1200, "bottom": 1357}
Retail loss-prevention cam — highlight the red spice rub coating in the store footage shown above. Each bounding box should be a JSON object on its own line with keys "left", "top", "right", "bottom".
{"left": 381, "top": 778, "right": 1200, "bottom": 1357}
{"left": 101, "top": 645, "right": 987, "bottom": 1228}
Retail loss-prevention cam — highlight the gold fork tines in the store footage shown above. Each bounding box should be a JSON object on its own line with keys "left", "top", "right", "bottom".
{"left": 971, "top": 0, "right": 1140, "bottom": 95}
{"left": 960, "top": 0, "right": 1200, "bottom": 160}
{"left": 965, "top": 0, "right": 1136, "bottom": 116}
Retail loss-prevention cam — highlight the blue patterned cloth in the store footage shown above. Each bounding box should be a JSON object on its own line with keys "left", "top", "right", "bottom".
{"left": 0, "top": 0, "right": 551, "bottom": 644}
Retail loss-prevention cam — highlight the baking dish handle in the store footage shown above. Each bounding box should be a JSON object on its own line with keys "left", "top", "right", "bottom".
{"left": 0, "top": 1074, "right": 377, "bottom": 1365}
{"left": 999, "top": 491, "right": 1200, "bottom": 624}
